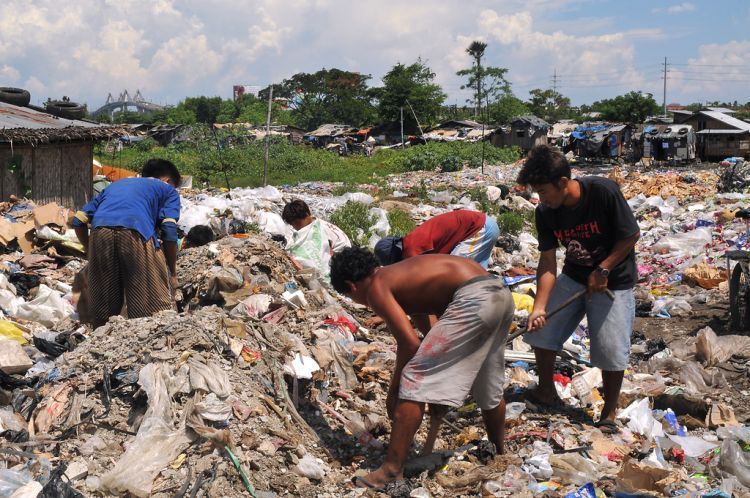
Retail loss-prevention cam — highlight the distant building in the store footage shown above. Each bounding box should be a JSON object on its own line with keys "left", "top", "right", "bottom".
{"left": 680, "top": 108, "right": 750, "bottom": 160}
{"left": 0, "top": 102, "right": 123, "bottom": 207}
{"left": 490, "top": 116, "right": 550, "bottom": 152}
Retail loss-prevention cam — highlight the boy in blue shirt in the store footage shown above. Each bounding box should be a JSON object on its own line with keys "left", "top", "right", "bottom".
{"left": 72, "top": 159, "right": 181, "bottom": 328}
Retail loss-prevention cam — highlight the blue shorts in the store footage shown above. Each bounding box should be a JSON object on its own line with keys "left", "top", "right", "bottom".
{"left": 451, "top": 216, "right": 500, "bottom": 268}
{"left": 523, "top": 274, "right": 635, "bottom": 371}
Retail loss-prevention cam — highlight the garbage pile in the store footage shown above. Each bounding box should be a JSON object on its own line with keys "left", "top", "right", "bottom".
{"left": 2, "top": 162, "right": 750, "bottom": 497}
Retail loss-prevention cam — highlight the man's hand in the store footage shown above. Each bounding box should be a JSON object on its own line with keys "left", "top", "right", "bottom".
{"left": 527, "top": 308, "right": 547, "bottom": 332}
{"left": 587, "top": 270, "right": 608, "bottom": 295}
{"left": 364, "top": 316, "right": 384, "bottom": 328}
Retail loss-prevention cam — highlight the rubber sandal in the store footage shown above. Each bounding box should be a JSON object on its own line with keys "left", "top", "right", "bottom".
{"left": 351, "top": 475, "right": 381, "bottom": 490}
{"left": 594, "top": 418, "right": 620, "bottom": 434}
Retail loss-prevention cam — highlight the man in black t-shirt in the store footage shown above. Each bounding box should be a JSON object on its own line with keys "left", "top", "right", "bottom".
{"left": 516, "top": 145, "right": 640, "bottom": 433}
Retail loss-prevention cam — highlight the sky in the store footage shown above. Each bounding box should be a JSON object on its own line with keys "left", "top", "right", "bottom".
{"left": 1, "top": 0, "right": 749, "bottom": 112}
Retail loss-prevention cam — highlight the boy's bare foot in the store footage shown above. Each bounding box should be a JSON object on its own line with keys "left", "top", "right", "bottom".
{"left": 351, "top": 465, "right": 402, "bottom": 490}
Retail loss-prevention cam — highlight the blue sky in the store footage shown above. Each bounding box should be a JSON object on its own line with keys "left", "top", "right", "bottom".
{"left": 1, "top": 0, "right": 747, "bottom": 111}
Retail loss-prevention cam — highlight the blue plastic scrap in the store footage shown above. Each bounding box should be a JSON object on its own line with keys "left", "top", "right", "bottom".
{"left": 565, "top": 483, "right": 596, "bottom": 498}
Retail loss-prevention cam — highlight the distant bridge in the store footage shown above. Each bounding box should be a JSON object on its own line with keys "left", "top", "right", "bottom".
{"left": 91, "top": 90, "right": 165, "bottom": 117}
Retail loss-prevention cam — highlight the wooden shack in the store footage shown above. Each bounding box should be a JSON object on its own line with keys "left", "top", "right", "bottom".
{"left": 490, "top": 116, "right": 550, "bottom": 152}
{"left": 0, "top": 102, "right": 123, "bottom": 208}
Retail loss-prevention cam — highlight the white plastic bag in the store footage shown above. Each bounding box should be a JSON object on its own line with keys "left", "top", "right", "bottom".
{"left": 617, "top": 398, "right": 664, "bottom": 440}
{"left": 100, "top": 363, "right": 191, "bottom": 497}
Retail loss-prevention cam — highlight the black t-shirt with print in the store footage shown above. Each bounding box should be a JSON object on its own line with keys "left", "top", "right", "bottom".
{"left": 535, "top": 176, "right": 640, "bottom": 290}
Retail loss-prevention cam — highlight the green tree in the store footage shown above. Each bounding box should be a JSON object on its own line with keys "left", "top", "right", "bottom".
{"left": 260, "top": 69, "right": 376, "bottom": 130}
{"left": 181, "top": 96, "right": 223, "bottom": 124}
{"left": 527, "top": 88, "right": 571, "bottom": 122}
{"left": 590, "top": 91, "right": 661, "bottom": 123}
{"left": 489, "top": 94, "right": 530, "bottom": 124}
{"left": 373, "top": 59, "right": 447, "bottom": 132}
{"left": 456, "top": 41, "right": 512, "bottom": 119}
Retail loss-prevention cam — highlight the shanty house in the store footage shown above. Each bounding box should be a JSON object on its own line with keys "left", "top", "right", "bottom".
{"left": 490, "top": 116, "right": 550, "bottom": 152}
{"left": 424, "top": 120, "right": 485, "bottom": 142}
{"left": 641, "top": 124, "right": 696, "bottom": 163}
{"left": 0, "top": 102, "right": 123, "bottom": 208}
{"left": 679, "top": 109, "right": 750, "bottom": 160}
{"left": 303, "top": 124, "right": 357, "bottom": 147}
{"left": 569, "top": 123, "right": 633, "bottom": 158}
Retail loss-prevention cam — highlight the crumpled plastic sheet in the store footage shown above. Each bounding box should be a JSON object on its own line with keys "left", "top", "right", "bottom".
{"left": 188, "top": 356, "right": 231, "bottom": 399}
{"left": 696, "top": 326, "right": 750, "bottom": 366}
{"left": 652, "top": 227, "right": 713, "bottom": 259}
{"left": 14, "top": 284, "right": 74, "bottom": 327}
{"left": 100, "top": 363, "right": 191, "bottom": 497}
{"left": 617, "top": 398, "right": 664, "bottom": 441}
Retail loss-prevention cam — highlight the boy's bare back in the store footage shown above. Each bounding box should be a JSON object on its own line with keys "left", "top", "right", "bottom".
{"left": 367, "top": 254, "right": 487, "bottom": 316}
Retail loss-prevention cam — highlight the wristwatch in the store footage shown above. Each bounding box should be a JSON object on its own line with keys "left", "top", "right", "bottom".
{"left": 596, "top": 265, "right": 610, "bottom": 278}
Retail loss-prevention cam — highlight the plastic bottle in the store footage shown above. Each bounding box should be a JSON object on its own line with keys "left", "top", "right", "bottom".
{"left": 664, "top": 408, "right": 687, "bottom": 436}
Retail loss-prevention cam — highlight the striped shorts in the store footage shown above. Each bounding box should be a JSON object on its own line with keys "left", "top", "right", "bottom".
{"left": 88, "top": 227, "right": 173, "bottom": 327}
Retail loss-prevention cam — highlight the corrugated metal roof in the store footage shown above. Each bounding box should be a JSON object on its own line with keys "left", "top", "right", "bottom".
{"left": 0, "top": 101, "right": 125, "bottom": 145}
{"left": 700, "top": 110, "right": 750, "bottom": 132}
{"left": 0, "top": 101, "right": 99, "bottom": 130}
{"left": 696, "top": 129, "right": 749, "bottom": 135}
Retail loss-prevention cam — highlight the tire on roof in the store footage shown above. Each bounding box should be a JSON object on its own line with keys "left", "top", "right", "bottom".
{"left": 0, "top": 87, "right": 31, "bottom": 107}
{"left": 46, "top": 101, "right": 86, "bottom": 120}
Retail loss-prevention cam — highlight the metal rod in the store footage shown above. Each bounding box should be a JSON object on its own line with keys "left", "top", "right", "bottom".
{"left": 263, "top": 86, "right": 273, "bottom": 186}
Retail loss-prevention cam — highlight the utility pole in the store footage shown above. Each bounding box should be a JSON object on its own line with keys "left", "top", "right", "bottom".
{"left": 263, "top": 86, "right": 273, "bottom": 187}
{"left": 662, "top": 57, "right": 668, "bottom": 117}
{"left": 552, "top": 68, "right": 558, "bottom": 94}
{"left": 400, "top": 106, "right": 404, "bottom": 148}
{"left": 405, "top": 100, "right": 424, "bottom": 140}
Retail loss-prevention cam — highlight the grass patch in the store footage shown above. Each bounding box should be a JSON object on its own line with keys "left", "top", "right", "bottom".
{"left": 95, "top": 129, "right": 520, "bottom": 189}
{"left": 329, "top": 202, "right": 375, "bottom": 247}
{"left": 387, "top": 209, "right": 416, "bottom": 237}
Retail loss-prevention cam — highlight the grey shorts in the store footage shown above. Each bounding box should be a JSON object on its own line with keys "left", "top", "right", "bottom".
{"left": 523, "top": 274, "right": 635, "bottom": 371}
{"left": 399, "top": 276, "right": 514, "bottom": 410}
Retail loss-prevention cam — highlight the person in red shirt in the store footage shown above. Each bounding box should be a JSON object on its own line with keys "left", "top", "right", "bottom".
{"left": 374, "top": 209, "right": 499, "bottom": 268}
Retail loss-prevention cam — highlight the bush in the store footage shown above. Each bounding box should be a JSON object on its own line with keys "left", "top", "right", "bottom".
{"left": 329, "top": 202, "right": 375, "bottom": 247}
{"left": 497, "top": 211, "right": 534, "bottom": 235}
{"left": 387, "top": 209, "right": 416, "bottom": 237}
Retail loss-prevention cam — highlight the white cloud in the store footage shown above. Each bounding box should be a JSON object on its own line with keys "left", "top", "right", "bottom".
{"left": 668, "top": 40, "right": 750, "bottom": 102}
{"left": 0, "top": 65, "right": 21, "bottom": 82}
{"left": 668, "top": 2, "right": 695, "bottom": 13}
{"left": 0, "top": 0, "right": 740, "bottom": 109}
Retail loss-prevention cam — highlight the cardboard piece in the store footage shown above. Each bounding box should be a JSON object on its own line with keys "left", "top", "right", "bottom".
{"left": 0, "top": 218, "right": 15, "bottom": 245}
{"left": 706, "top": 403, "right": 739, "bottom": 428}
{"left": 33, "top": 202, "right": 69, "bottom": 229}
{"left": 616, "top": 459, "right": 679, "bottom": 496}
{"left": 12, "top": 220, "right": 35, "bottom": 254}
{"left": 0, "top": 339, "right": 33, "bottom": 374}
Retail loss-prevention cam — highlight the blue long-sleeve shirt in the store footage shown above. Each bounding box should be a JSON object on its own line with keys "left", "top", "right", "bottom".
{"left": 72, "top": 177, "right": 180, "bottom": 248}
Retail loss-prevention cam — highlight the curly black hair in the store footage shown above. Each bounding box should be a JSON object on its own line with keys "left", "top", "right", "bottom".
{"left": 185, "top": 225, "right": 215, "bottom": 247}
{"left": 516, "top": 144, "right": 571, "bottom": 186}
{"left": 282, "top": 199, "right": 312, "bottom": 224}
{"left": 141, "top": 158, "right": 181, "bottom": 186}
{"left": 330, "top": 247, "right": 379, "bottom": 294}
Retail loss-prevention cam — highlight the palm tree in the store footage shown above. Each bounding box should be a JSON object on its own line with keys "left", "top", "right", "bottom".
{"left": 466, "top": 41, "right": 487, "bottom": 117}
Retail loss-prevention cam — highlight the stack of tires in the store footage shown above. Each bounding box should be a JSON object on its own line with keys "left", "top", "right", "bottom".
{"left": 0, "top": 87, "right": 86, "bottom": 120}
{"left": 0, "top": 87, "right": 30, "bottom": 107}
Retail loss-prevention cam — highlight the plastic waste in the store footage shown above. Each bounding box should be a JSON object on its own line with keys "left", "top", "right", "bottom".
{"left": 717, "top": 425, "right": 750, "bottom": 442}
{"left": 230, "top": 294, "right": 272, "bottom": 319}
{"left": 10, "top": 481, "right": 43, "bottom": 498}
{"left": 14, "top": 284, "right": 74, "bottom": 326}
{"left": 194, "top": 392, "right": 232, "bottom": 422}
{"left": 549, "top": 453, "right": 599, "bottom": 486}
{"left": 505, "top": 402, "right": 526, "bottom": 420}
{"left": 523, "top": 453, "right": 553, "bottom": 480}
{"left": 282, "top": 289, "right": 309, "bottom": 309}
{"left": 0, "top": 469, "right": 32, "bottom": 497}
{"left": 617, "top": 398, "right": 664, "bottom": 440}
{"left": 652, "top": 227, "right": 712, "bottom": 258}
{"left": 564, "top": 483, "right": 597, "bottom": 498}
{"left": 663, "top": 409, "right": 687, "bottom": 436}
{"left": 100, "top": 363, "right": 191, "bottom": 497}
{"left": 188, "top": 357, "right": 231, "bottom": 398}
{"left": 294, "top": 454, "right": 326, "bottom": 480}
{"left": 0, "top": 321, "right": 25, "bottom": 344}
{"left": 283, "top": 353, "right": 320, "bottom": 380}
{"left": 718, "top": 439, "right": 750, "bottom": 488}
{"left": 38, "top": 463, "right": 84, "bottom": 498}
{"left": 666, "top": 434, "right": 718, "bottom": 458}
